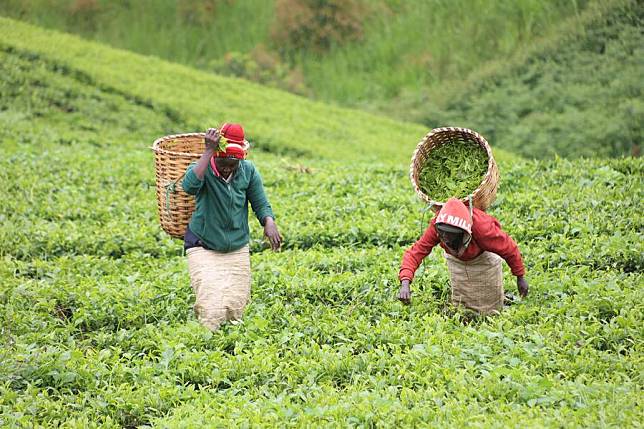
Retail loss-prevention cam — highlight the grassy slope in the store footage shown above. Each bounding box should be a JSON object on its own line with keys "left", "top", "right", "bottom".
{"left": 2, "top": 17, "right": 483, "bottom": 165}
{"left": 414, "top": 0, "right": 643, "bottom": 158}
{"left": 0, "top": 0, "right": 587, "bottom": 103}
{"left": 3, "top": 1, "right": 639, "bottom": 159}
{"left": 0, "top": 19, "right": 642, "bottom": 428}
{"left": 285, "top": 0, "right": 587, "bottom": 102}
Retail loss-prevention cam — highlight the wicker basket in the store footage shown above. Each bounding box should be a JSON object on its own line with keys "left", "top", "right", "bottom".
{"left": 410, "top": 127, "right": 499, "bottom": 211}
{"left": 152, "top": 133, "right": 206, "bottom": 238}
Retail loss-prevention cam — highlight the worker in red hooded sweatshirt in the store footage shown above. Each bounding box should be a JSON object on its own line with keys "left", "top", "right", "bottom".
{"left": 398, "top": 198, "right": 528, "bottom": 315}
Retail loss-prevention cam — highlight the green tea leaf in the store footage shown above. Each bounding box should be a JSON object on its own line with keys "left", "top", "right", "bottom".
{"left": 218, "top": 136, "right": 229, "bottom": 153}
{"left": 418, "top": 140, "right": 488, "bottom": 202}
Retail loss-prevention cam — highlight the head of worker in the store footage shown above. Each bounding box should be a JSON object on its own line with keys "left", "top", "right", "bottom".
{"left": 207, "top": 123, "right": 249, "bottom": 178}
{"left": 434, "top": 198, "right": 473, "bottom": 257}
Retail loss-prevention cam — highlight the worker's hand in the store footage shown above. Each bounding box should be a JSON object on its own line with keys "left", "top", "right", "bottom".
{"left": 204, "top": 128, "right": 221, "bottom": 152}
{"left": 517, "top": 276, "right": 529, "bottom": 298}
{"left": 263, "top": 217, "right": 282, "bottom": 251}
{"left": 398, "top": 280, "right": 412, "bottom": 305}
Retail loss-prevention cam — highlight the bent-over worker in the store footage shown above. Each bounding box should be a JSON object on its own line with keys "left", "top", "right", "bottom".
{"left": 398, "top": 198, "right": 528, "bottom": 314}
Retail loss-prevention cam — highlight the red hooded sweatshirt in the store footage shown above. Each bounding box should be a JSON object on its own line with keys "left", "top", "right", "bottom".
{"left": 399, "top": 198, "right": 525, "bottom": 282}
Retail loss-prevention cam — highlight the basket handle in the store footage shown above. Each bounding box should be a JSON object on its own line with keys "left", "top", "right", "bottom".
{"left": 164, "top": 171, "right": 187, "bottom": 216}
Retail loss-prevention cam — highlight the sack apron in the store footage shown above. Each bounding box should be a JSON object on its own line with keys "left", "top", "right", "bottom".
{"left": 445, "top": 251, "right": 503, "bottom": 315}
{"left": 186, "top": 245, "right": 251, "bottom": 331}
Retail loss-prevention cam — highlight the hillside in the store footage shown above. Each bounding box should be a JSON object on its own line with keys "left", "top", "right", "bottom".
{"left": 0, "top": 18, "right": 642, "bottom": 428}
{"left": 1, "top": 0, "right": 615, "bottom": 160}
{"left": 414, "top": 0, "right": 643, "bottom": 158}
{"left": 0, "top": 17, "right": 461, "bottom": 165}
{"left": 0, "top": 0, "right": 587, "bottom": 102}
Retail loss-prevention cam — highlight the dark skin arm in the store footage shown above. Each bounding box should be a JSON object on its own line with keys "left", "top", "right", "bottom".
{"left": 398, "top": 279, "right": 412, "bottom": 305}
{"left": 263, "top": 216, "right": 282, "bottom": 251}
{"left": 194, "top": 128, "right": 220, "bottom": 180}
{"left": 517, "top": 276, "right": 529, "bottom": 298}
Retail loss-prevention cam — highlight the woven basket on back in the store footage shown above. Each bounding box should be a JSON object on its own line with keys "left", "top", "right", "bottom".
{"left": 152, "top": 133, "right": 205, "bottom": 238}
{"left": 410, "top": 127, "right": 499, "bottom": 212}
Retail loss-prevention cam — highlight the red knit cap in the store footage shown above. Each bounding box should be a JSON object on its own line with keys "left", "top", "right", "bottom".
{"left": 213, "top": 145, "right": 246, "bottom": 159}
{"left": 214, "top": 122, "right": 249, "bottom": 159}
{"left": 220, "top": 123, "right": 245, "bottom": 144}
{"left": 434, "top": 198, "right": 473, "bottom": 234}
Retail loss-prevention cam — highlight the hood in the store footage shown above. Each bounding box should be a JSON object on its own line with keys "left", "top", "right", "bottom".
{"left": 434, "top": 198, "right": 473, "bottom": 235}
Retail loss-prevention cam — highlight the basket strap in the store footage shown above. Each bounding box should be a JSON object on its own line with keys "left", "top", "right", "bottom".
{"left": 164, "top": 171, "right": 187, "bottom": 215}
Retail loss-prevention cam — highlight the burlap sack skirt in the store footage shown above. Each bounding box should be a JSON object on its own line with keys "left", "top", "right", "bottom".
{"left": 445, "top": 251, "right": 504, "bottom": 315}
{"left": 186, "top": 245, "right": 251, "bottom": 331}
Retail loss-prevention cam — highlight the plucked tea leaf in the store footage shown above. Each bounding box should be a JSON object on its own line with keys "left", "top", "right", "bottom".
{"left": 218, "top": 137, "right": 229, "bottom": 153}
{"left": 418, "top": 140, "right": 489, "bottom": 202}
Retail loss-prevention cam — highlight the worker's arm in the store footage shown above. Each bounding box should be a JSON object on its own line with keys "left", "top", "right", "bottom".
{"left": 517, "top": 276, "right": 529, "bottom": 298}
{"left": 182, "top": 129, "right": 219, "bottom": 194}
{"left": 193, "top": 128, "right": 220, "bottom": 180}
{"left": 475, "top": 215, "right": 529, "bottom": 297}
{"left": 247, "top": 164, "right": 281, "bottom": 251}
{"left": 398, "top": 222, "right": 440, "bottom": 304}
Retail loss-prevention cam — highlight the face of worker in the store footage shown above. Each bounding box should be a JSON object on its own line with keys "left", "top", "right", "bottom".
{"left": 437, "top": 229, "right": 466, "bottom": 257}
{"left": 215, "top": 157, "right": 240, "bottom": 179}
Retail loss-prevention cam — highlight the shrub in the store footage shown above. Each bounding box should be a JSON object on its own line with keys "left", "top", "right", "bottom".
{"left": 271, "top": 0, "right": 367, "bottom": 53}
{"left": 67, "top": 0, "right": 102, "bottom": 32}
{"left": 177, "top": 0, "right": 233, "bottom": 27}
{"left": 209, "top": 45, "right": 310, "bottom": 95}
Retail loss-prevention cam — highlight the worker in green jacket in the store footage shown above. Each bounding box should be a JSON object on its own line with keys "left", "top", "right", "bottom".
{"left": 182, "top": 123, "right": 281, "bottom": 331}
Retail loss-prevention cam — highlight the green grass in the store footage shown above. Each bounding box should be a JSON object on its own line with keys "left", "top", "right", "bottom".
{"left": 297, "top": 0, "right": 589, "bottom": 103}
{"left": 0, "top": 0, "right": 275, "bottom": 60}
{"left": 0, "top": 0, "right": 586, "bottom": 91}
{"left": 408, "top": 0, "right": 643, "bottom": 159}
{"left": 3, "top": 0, "right": 638, "bottom": 159}
{"left": 0, "top": 1, "right": 589, "bottom": 110}
{"left": 1, "top": 17, "right": 642, "bottom": 428}
{"left": 1, "top": 16, "right": 521, "bottom": 166}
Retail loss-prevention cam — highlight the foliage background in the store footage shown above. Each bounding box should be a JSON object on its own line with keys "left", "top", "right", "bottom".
{"left": 3, "top": 0, "right": 641, "bottom": 157}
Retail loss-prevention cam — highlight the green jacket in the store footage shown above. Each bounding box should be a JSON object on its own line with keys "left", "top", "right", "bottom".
{"left": 182, "top": 160, "right": 274, "bottom": 252}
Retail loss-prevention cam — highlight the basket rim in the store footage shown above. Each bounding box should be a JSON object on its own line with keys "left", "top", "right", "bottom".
{"left": 152, "top": 132, "right": 206, "bottom": 158}
{"left": 409, "top": 126, "right": 495, "bottom": 207}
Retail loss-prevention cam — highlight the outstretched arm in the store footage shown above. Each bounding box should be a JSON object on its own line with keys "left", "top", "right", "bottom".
{"left": 475, "top": 216, "right": 528, "bottom": 297}
{"left": 398, "top": 222, "right": 440, "bottom": 304}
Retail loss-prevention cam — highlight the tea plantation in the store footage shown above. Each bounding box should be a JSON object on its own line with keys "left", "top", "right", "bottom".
{"left": 1, "top": 18, "right": 642, "bottom": 428}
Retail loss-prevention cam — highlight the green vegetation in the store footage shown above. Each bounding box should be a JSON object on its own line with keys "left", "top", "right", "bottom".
{"left": 0, "top": 0, "right": 587, "bottom": 101}
{"left": 0, "top": 15, "right": 642, "bottom": 428}
{"left": 4, "top": 0, "right": 626, "bottom": 160}
{"left": 0, "top": 0, "right": 275, "bottom": 61}
{"left": 3, "top": 0, "right": 640, "bottom": 158}
{"left": 418, "top": 0, "right": 643, "bottom": 159}
{"left": 418, "top": 141, "right": 489, "bottom": 203}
